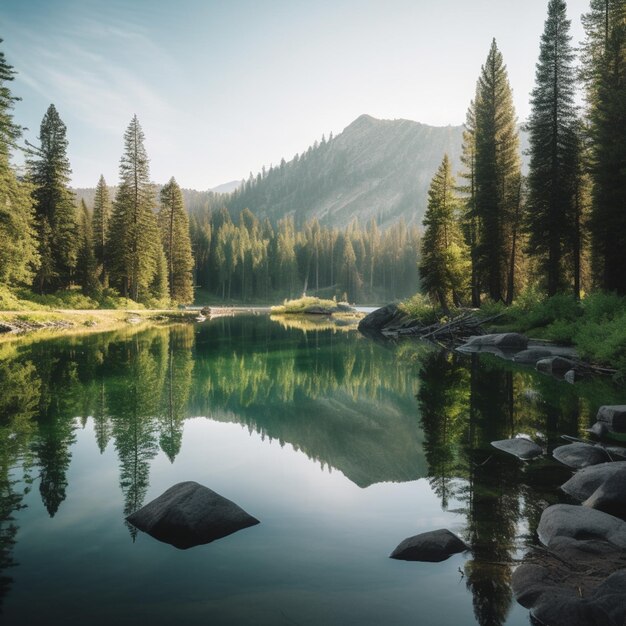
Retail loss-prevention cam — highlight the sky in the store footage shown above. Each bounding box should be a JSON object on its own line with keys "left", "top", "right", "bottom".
{"left": 2, "top": 0, "right": 591, "bottom": 190}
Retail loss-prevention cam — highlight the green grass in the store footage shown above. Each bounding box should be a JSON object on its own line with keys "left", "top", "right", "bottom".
{"left": 0, "top": 285, "right": 146, "bottom": 311}
{"left": 271, "top": 296, "right": 350, "bottom": 314}
{"left": 485, "top": 291, "right": 626, "bottom": 373}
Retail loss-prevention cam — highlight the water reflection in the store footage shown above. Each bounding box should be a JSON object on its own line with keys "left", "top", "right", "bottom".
{"left": 411, "top": 346, "right": 617, "bottom": 626}
{"left": 0, "top": 318, "right": 623, "bottom": 621}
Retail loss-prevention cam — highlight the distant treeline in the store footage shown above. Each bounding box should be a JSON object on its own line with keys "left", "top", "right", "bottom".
{"left": 190, "top": 207, "right": 420, "bottom": 302}
{"left": 419, "top": 1, "right": 626, "bottom": 311}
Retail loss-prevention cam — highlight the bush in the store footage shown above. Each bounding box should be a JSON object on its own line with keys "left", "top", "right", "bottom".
{"left": 400, "top": 293, "right": 440, "bottom": 325}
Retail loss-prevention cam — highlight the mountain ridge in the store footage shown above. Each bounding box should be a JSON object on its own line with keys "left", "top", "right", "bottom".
{"left": 72, "top": 114, "right": 481, "bottom": 227}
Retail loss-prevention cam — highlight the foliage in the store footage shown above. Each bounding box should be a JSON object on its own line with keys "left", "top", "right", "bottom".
{"left": 0, "top": 41, "right": 39, "bottom": 287}
{"left": 92, "top": 174, "right": 112, "bottom": 287}
{"left": 271, "top": 296, "right": 342, "bottom": 314}
{"left": 419, "top": 155, "right": 469, "bottom": 310}
{"left": 399, "top": 293, "right": 440, "bottom": 326}
{"left": 108, "top": 116, "right": 163, "bottom": 302}
{"left": 27, "top": 104, "right": 78, "bottom": 291}
{"left": 474, "top": 39, "right": 522, "bottom": 304}
{"left": 526, "top": 0, "right": 582, "bottom": 297}
{"left": 159, "top": 177, "right": 194, "bottom": 304}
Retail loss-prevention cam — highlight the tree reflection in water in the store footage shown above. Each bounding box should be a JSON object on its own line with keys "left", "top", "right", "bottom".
{"left": 414, "top": 347, "right": 598, "bottom": 626}
{"left": 0, "top": 318, "right": 623, "bottom": 619}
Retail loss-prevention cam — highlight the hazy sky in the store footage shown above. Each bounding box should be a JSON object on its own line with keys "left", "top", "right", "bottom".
{"left": 3, "top": 0, "right": 590, "bottom": 189}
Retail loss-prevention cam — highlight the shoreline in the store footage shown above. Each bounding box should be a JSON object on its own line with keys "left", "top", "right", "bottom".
{"left": 0, "top": 308, "right": 200, "bottom": 342}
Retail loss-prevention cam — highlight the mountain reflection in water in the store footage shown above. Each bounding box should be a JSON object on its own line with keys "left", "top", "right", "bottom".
{"left": 0, "top": 316, "right": 623, "bottom": 624}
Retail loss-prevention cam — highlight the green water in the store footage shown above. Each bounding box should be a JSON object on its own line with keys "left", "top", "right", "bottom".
{"left": 0, "top": 316, "right": 623, "bottom": 625}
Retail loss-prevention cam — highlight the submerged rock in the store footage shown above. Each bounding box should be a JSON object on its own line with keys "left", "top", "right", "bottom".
{"left": 491, "top": 437, "right": 543, "bottom": 460}
{"left": 513, "top": 562, "right": 626, "bottom": 626}
{"left": 553, "top": 442, "right": 614, "bottom": 469}
{"left": 126, "top": 481, "right": 260, "bottom": 549}
{"left": 538, "top": 504, "right": 626, "bottom": 549}
{"left": 597, "top": 406, "right": 626, "bottom": 433}
{"left": 389, "top": 528, "right": 468, "bottom": 562}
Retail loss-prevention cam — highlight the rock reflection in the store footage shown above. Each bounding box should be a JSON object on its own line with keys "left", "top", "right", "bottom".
{"left": 412, "top": 346, "right": 616, "bottom": 626}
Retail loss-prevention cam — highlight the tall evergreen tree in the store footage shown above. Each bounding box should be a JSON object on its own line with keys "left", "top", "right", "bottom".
{"left": 459, "top": 99, "right": 481, "bottom": 307}
{"left": 92, "top": 175, "right": 111, "bottom": 287}
{"left": 27, "top": 104, "right": 78, "bottom": 291}
{"left": 0, "top": 40, "right": 39, "bottom": 286}
{"left": 419, "top": 155, "right": 469, "bottom": 311}
{"left": 474, "top": 40, "right": 522, "bottom": 303}
{"left": 158, "top": 177, "right": 194, "bottom": 304}
{"left": 76, "top": 199, "right": 100, "bottom": 296}
{"left": 526, "top": 0, "right": 579, "bottom": 296}
{"left": 108, "top": 116, "right": 160, "bottom": 301}
{"left": 583, "top": 1, "right": 626, "bottom": 292}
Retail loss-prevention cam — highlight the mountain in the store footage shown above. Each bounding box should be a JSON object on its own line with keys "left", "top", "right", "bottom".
{"left": 76, "top": 115, "right": 528, "bottom": 228}
{"left": 210, "top": 179, "right": 242, "bottom": 194}
{"left": 226, "top": 114, "right": 465, "bottom": 227}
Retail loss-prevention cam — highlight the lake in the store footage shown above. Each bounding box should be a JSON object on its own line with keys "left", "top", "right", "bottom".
{"left": 0, "top": 315, "right": 622, "bottom": 625}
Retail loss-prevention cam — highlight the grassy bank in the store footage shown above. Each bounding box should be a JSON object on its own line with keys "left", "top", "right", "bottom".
{"left": 402, "top": 291, "right": 626, "bottom": 373}
{"left": 0, "top": 308, "right": 198, "bottom": 342}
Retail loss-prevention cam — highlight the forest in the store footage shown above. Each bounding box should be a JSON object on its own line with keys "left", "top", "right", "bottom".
{"left": 0, "top": 0, "right": 625, "bottom": 311}
{"left": 419, "top": 0, "right": 626, "bottom": 311}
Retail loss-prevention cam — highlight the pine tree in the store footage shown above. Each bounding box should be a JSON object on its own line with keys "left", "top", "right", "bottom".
{"left": 526, "top": 0, "right": 579, "bottom": 296}
{"left": 158, "top": 177, "right": 194, "bottom": 304}
{"left": 419, "top": 155, "right": 469, "bottom": 311}
{"left": 92, "top": 175, "right": 111, "bottom": 287}
{"left": 583, "top": 1, "right": 626, "bottom": 292}
{"left": 28, "top": 104, "right": 78, "bottom": 291}
{"left": 76, "top": 199, "right": 100, "bottom": 296}
{"left": 459, "top": 99, "right": 481, "bottom": 307}
{"left": 474, "top": 40, "right": 522, "bottom": 303}
{"left": 0, "top": 40, "right": 39, "bottom": 286}
{"left": 108, "top": 116, "right": 160, "bottom": 301}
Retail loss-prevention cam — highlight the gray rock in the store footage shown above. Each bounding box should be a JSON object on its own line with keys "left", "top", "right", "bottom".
{"left": 491, "top": 437, "right": 543, "bottom": 460}
{"left": 565, "top": 369, "right": 585, "bottom": 384}
{"left": 588, "top": 421, "right": 610, "bottom": 438}
{"left": 358, "top": 304, "right": 417, "bottom": 333}
{"left": 538, "top": 504, "right": 626, "bottom": 549}
{"left": 531, "top": 593, "right": 615, "bottom": 626}
{"left": 390, "top": 528, "right": 468, "bottom": 562}
{"left": 464, "top": 332, "right": 528, "bottom": 349}
{"left": 513, "top": 534, "right": 626, "bottom": 626}
{"left": 562, "top": 462, "right": 626, "bottom": 501}
{"left": 126, "top": 481, "right": 260, "bottom": 549}
{"left": 536, "top": 356, "right": 579, "bottom": 375}
{"left": 553, "top": 442, "right": 614, "bottom": 468}
{"left": 584, "top": 470, "right": 626, "bottom": 519}
{"left": 513, "top": 348, "right": 556, "bottom": 364}
{"left": 597, "top": 406, "right": 626, "bottom": 433}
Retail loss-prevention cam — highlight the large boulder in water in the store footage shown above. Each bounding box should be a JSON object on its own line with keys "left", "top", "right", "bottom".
{"left": 126, "top": 481, "right": 260, "bottom": 549}
{"left": 491, "top": 437, "right": 543, "bottom": 460}
{"left": 562, "top": 462, "right": 626, "bottom": 501}
{"left": 358, "top": 304, "right": 402, "bottom": 332}
{"left": 389, "top": 528, "right": 468, "bottom": 562}
{"left": 538, "top": 504, "right": 626, "bottom": 549}
{"left": 553, "top": 442, "right": 617, "bottom": 469}
{"left": 584, "top": 471, "right": 626, "bottom": 520}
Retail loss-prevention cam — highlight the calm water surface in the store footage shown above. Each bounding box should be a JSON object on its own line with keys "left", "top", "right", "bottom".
{"left": 0, "top": 316, "right": 622, "bottom": 625}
